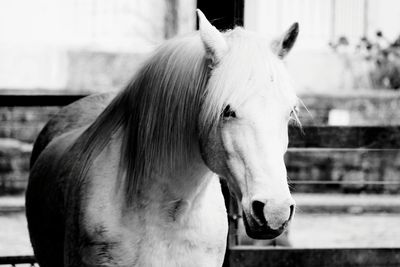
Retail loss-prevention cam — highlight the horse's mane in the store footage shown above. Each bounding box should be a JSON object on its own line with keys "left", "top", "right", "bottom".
{"left": 72, "top": 28, "right": 298, "bottom": 206}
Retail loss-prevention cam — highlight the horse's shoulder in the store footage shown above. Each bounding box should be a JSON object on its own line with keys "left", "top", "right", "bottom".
{"left": 26, "top": 128, "right": 86, "bottom": 264}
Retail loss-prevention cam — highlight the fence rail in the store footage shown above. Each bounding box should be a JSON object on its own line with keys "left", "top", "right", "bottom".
{"left": 0, "top": 94, "right": 87, "bottom": 107}
{"left": 289, "top": 125, "right": 400, "bottom": 149}
{"left": 227, "top": 247, "right": 400, "bottom": 267}
{"left": 0, "top": 255, "right": 36, "bottom": 266}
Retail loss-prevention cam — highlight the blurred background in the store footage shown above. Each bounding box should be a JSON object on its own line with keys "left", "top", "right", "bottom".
{"left": 0, "top": 0, "right": 400, "bottom": 258}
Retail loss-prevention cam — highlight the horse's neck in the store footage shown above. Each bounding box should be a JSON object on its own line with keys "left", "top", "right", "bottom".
{"left": 142, "top": 155, "right": 215, "bottom": 220}
{"left": 81, "top": 135, "right": 228, "bottom": 266}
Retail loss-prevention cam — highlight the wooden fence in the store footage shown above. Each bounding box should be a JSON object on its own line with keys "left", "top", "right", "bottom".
{"left": 0, "top": 255, "right": 36, "bottom": 266}
{"left": 226, "top": 247, "right": 400, "bottom": 267}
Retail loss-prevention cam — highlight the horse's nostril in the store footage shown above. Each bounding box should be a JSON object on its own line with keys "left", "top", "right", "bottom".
{"left": 289, "top": 204, "right": 295, "bottom": 220}
{"left": 251, "top": 200, "right": 266, "bottom": 225}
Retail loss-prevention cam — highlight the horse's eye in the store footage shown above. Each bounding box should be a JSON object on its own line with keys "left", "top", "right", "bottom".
{"left": 222, "top": 105, "right": 236, "bottom": 118}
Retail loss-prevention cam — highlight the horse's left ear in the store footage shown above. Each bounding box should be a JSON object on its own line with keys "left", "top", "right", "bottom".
{"left": 272, "top": 22, "right": 299, "bottom": 59}
{"left": 197, "top": 9, "right": 228, "bottom": 64}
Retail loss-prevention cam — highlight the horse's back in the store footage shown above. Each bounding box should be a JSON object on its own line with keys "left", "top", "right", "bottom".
{"left": 30, "top": 93, "right": 115, "bottom": 167}
{"left": 26, "top": 92, "right": 115, "bottom": 266}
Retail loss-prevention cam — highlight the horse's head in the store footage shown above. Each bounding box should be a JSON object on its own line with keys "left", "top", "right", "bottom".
{"left": 197, "top": 10, "right": 299, "bottom": 239}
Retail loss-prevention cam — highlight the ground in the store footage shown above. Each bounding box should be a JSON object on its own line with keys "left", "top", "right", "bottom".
{"left": 1, "top": 213, "right": 400, "bottom": 256}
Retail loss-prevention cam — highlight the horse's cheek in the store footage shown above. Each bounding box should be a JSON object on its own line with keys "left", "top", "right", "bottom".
{"left": 199, "top": 132, "right": 227, "bottom": 176}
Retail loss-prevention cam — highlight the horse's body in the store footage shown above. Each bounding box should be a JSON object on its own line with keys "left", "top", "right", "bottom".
{"left": 26, "top": 11, "right": 300, "bottom": 266}
{"left": 27, "top": 91, "right": 227, "bottom": 266}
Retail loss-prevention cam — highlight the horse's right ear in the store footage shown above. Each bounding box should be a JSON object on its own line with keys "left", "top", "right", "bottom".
{"left": 197, "top": 9, "right": 228, "bottom": 64}
{"left": 272, "top": 22, "right": 299, "bottom": 59}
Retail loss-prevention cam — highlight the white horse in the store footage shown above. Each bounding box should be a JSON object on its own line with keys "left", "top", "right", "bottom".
{"left": 26, "top": 10, "right": 300, "bottom": 267}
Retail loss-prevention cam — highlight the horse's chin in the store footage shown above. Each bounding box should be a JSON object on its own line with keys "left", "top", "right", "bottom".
{"left": 242, "top": 211, "right": 287, "bottom": 240}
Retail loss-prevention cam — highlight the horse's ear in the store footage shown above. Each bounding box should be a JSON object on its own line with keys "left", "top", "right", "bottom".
{"left": 197, "top": 9, "right": 228, "bottom": 64}
{"left": 272, "top": 22, "right": 299, "bottom": 59}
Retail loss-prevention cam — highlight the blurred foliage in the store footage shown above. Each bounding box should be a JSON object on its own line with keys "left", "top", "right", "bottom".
{"left": 330, "top": 31, "right": 400, "bottom": 90}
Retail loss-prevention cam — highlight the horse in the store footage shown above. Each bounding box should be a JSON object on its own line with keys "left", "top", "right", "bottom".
{"left": 26, "top": 10, "right": 300, "bottom": 267}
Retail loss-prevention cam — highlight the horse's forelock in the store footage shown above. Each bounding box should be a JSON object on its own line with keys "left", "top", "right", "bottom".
{"left": 199, "top": 28, "right": 298, "bottom": 134}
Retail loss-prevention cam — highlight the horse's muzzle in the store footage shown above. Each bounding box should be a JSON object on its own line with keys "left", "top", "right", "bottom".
{"left": 242, "top": 212, "right": 289, "bottom": 239}
{"left": 242, "top": 202, "right": 294, "bottom": 239}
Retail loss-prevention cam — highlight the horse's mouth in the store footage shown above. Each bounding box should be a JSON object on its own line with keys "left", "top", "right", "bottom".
{"left": 242, "top": 211, "right": 288, "bottom": 240}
